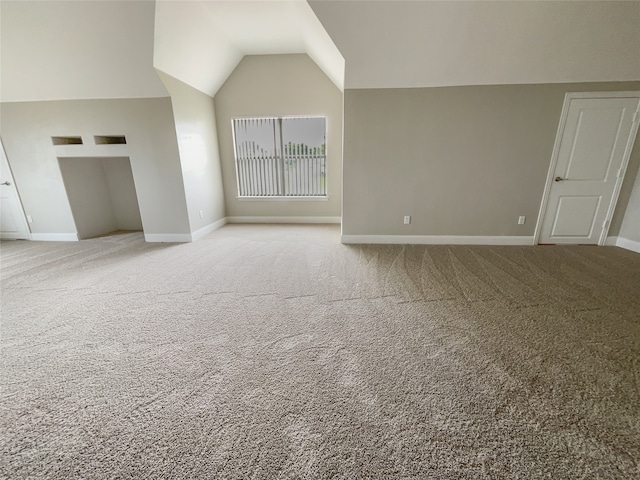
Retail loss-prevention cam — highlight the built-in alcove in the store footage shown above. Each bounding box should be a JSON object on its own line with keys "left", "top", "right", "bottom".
{"left": 94, "top": 135, "right": 127, "bottom": 145}
{"left": 58, "top": 156, "right": 143, "bottom": 240}
{"left": 52, "top": 136, "right": 83, "bottom": 145}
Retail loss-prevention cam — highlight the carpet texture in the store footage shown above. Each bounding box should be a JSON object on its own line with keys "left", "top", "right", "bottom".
{"left": 1, "top": 224, "right": 640, "bottom": 479}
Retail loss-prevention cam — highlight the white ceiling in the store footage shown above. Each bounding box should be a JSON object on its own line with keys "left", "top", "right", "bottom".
{"left": 0, "top": 0, "right": 169, "bottom": 102}
{"left": 1, "top": 0, "right": 343, "bottom": 103}
{"left": 154, "top": 0, "right": 344, "bottom": 96}
{"left": 309, "top": 0, "right": 640, "bottom": 89}
{"left": 1, "top": 1, "right": 638, "bottom": 103}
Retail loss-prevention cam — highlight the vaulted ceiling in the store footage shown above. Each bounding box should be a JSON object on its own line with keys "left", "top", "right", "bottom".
{"left": 154, "top": 0, "right": 344, "bottom": 97}
{"left": 0, "top": 0, "right": 343, "bottom": 103}
{"left": 0, "top": 0, "right": 168, "bottom": 102}
{"left": 309, "top": 0, "right": 640, "bottom": 89}
{"left": 1, "top": 1, "right": 638, "bottom": 103}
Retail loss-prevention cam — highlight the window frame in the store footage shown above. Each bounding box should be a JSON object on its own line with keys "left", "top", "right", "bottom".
{"left": 231, "top": 115, "right": 328, "bottom": 200}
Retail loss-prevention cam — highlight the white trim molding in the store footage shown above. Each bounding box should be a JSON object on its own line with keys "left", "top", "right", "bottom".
{"left": 144, "top": 233, "right": 192, "bottom": 243}
{"left": 30, "top": 233, "right": 79, "bottom": 242}
{"left": 190, "top": 218, "right": 228, "bottom": 241}
{"left": 341, "top": 235, "right": 535, "bottom": 246}
{"left": 227, "top": 216, "right": 341, "bottom": 224}
{"left": 153, "top": 217, "right": 340, "bottom": 242}
{"left": 607, "top": 236, "right": 640, "bottom": 254}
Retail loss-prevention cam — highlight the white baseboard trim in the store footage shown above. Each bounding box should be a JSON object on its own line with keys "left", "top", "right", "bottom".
{"left": 190, "top": 217, "right": 228, "bottom": 241}
{"left": 30, "top": 233, "right": 79, "bottom": 242}
{"left": 144, "top": 233, "right": 192, "bottom": 243}
{"left": 615, "top": 236, "right": 640, "bottom": 254}
{"left": 226, "top": 216, "right": 341, "bottom": 224}
{"left": 341, "top": 235, "right": 535, "bottom": 246}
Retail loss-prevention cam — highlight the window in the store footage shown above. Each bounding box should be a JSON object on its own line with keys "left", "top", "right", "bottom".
{"left": 232, "top": 116, "right": 326, "bottom": 197}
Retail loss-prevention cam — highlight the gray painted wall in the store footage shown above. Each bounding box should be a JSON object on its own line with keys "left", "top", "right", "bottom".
{"left": 59, "top": 158, "right": 118, "bottom": 239}
{"left": 343, "top": 82, "right": 640, "bottom": 238}
{"left": 102, "top": 157, "right": 143, "bottom": 231}
{"left": 619, "top": 166, "right": 640, "bottom": 244}
{"left": 0, "top": 98, "right": 190, "bottom": 237}
{"left": 157, "top": 72, "right": 226, "bottom": 233}
{"left": 214, "top": 54, "right": 342, "bottom": 219}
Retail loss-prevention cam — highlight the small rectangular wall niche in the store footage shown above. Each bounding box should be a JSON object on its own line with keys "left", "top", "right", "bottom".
{"left": 58, "top": 156, "right": 142, "bottom": 239}
{"left": 52, "top": 136, "right": 83, "bottom": 145}
{"left": 94, "top": 135, "right": 127, "bottom": 145}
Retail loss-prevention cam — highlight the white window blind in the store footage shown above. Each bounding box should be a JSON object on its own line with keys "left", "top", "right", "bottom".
{"left": 232, "top": 117, "right": 326, "bottom": 197}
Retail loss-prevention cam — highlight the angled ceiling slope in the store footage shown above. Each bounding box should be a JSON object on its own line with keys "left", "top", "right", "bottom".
{"left": 309, "top": 0, "right": 640, "bottom": 89}
{"left": 154, "top": 0, "right": 345, "bottom": 97}
{"left": 0, "top": 0, "right": 168, "bottom": 102}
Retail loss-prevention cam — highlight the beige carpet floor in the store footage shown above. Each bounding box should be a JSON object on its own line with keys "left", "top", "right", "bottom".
{"left": 1, "top": 224, "right": 640, "bottom": 479}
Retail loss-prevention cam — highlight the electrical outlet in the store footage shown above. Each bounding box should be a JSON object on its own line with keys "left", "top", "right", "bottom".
{"left": 27, "top": 215, "right": 33, "bottom": 223}
{"left": 518, "top": 216, "right": 526, "bottom": 225}
{"left": 404, "top": 215, "right": 411, "bottom": 225}
{"left": 199, "top": 210, "right": 204, "bottom": 219}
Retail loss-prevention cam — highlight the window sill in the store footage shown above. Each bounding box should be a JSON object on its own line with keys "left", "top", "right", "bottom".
{"left": 236, "top": 196, "right": 329, "bottom": 202}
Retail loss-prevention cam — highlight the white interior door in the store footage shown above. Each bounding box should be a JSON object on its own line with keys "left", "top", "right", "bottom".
{"left": 0, "top": 140, "right": 30, "bottom": 240}
{"left": 538, "top": 94, "right": 640, "bottom": 245}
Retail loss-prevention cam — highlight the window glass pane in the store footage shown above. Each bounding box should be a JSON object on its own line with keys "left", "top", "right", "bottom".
{"left": 233, "top": 118, "right": 277, "bottom": 157}
{"left": 282, "top": 117, "right": 326, "bottom": 153}
{"left": 232, "top": 116, "right": 326, "bottom": 198}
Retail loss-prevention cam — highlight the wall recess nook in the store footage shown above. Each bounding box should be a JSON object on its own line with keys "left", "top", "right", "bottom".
{"left": 94, "top": 135, "right": 127, "bottom": 145}
{"left": 51, "top": 136, "right": 83, "bottom": 145}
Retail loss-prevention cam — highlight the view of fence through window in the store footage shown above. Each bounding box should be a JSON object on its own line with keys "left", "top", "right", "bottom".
{"left": 232, "top": 117, "right": 326, "bottom": 197}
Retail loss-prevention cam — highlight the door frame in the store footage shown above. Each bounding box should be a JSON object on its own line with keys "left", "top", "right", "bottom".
{"left": 533, "top": 91, "right": 640, "bottom": 246}
{"left": 0, "top": 138, "right": 31, "bottom": 240}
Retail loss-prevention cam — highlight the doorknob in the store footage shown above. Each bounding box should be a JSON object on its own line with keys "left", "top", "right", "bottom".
{"left": 1, "top": 181, "right": 10, "bottom": 186}
{"left": 554, "top": 176, "right": 565, "bottom": 182}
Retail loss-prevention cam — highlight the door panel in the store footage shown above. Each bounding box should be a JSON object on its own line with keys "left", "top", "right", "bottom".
{"left": 539, "top": 95, "right": 640, "bottom": 244}
{"left": 564, "top": 107, "right": 623, "bottom": 181}
{"left": 0, "top": 140, "right": 30, "bottom": 240}
{"left": 550, "top": 195, "right": 601, "bottom": 238}
{"left": 1, "top": 195, "right": 24, "bottom": 233}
